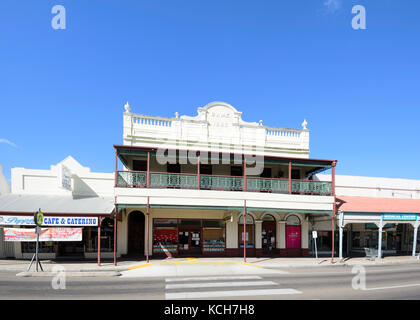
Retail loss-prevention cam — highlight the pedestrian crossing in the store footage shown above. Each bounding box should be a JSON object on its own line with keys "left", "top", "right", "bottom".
{"left": 164, "top": 275, "right": 302, "bottom": 299}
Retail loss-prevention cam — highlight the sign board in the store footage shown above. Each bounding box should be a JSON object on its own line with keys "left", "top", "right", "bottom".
{"left": 382, "top": 214, "right": 418, "bottom": 221}
{"left": 0, "top": 215, "right": 98, "bottom": 226}
{"left": 57, "top": 164, "right": 72, "bottom": 190}
{"left": 312, "top": 231, "right": 318, "bottom": 239}
{"left": 3, "top": 227, "right": 83, "bottom": 242}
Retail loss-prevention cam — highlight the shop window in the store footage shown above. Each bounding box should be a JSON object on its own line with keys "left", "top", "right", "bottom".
{"left": 85, "top": 218, "right": 114, "bottom": 252}
{"left": 238, "top": 215, "right": 255, "bottom": 248}
{"left": 153, "top": 218, "right": 178, "bottom": 254}
{"left": 203, "top": 220, "right": 225, "bottom": 253}
{"left": 22, "top": 242, "right": 57, "bottom": 254}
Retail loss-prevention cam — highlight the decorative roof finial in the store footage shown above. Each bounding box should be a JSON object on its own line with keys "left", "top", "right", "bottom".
{"left": 124, "top": 102, "right": 131, "bottom": 113}
{"left": 259, "top": 120, "right": 263, "bottom": 126}
{"left": 175, "top": 112, "right": 179, "bottom": 118}
{"left": 302, "top": 119, "right": 308, "bottom": 130}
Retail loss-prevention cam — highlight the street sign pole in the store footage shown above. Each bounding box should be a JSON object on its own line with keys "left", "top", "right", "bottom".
{"left": 27, "top": 209, "right": 44, "bottom": 272}
{"left": 312, "top": 231, "right": 318, "bottom": 264}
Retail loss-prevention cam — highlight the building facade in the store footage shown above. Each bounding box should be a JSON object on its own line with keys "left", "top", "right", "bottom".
{"left": 114, "top": 101, "right": 336, "bottom": 259}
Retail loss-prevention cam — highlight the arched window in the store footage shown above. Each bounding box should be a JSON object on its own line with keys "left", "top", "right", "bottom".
{"left": 262, "top": 214, "right": 275, "bottom": 221}
{"left": 238, "top": 214, "right": 255, "bottom": 248}
{"left": 286, "top": 215, "right": 301, "bottom": 226}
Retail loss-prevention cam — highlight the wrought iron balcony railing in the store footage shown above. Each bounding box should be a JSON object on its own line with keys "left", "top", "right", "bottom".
{"left": 116, "top": 171, "right": 332, "bottom": 196}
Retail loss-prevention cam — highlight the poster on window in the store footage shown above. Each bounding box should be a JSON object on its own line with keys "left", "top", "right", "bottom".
{"left": 3, "top": 227, "right": 82, "bottom": 242}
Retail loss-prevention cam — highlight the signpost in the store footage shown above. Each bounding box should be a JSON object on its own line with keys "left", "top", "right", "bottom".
{"left": 27, "top": 209, "right": 44, "bottom": 272}
{"left": 312, "top": 231, "right": 318, "bottom": 264}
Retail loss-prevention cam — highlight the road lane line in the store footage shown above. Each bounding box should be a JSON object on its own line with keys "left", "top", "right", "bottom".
{"left": 166, "top": 280, "right": 277, "bottom": 290}
{"left": 165, "top": 288, "right": 302, "bottom": 299}
{"left": 165, "top": 276, "right": 262, "bottom": 282}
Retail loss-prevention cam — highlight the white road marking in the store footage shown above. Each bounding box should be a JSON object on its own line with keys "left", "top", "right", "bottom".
{"left": 165, "top": 276, "right": 262, "bottom": 282}
{"left": 365, "top": 283, "right": 420, "bottom": 291}
{"left": 166, "top": 288, "right": 302, "bottom": 299}
{"left": 166, "top": 280, "right": 277, "bottom": 290}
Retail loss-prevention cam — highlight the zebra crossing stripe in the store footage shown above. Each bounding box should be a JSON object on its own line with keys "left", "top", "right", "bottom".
{"left": 165, "top": 276, "right": 262, "bottom": 282}
{"left": 165, "top": 288, "right": 302, "bottom": 299}
{"left": 166, "top": 280, "right": 277, "bottom": 290}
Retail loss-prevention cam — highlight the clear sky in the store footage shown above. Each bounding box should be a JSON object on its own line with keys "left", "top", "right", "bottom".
{"left": 1, "top": 0, "right": 419, "bottom": 183}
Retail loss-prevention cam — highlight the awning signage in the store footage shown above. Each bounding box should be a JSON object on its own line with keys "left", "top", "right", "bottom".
{"left": 382, "top": 214, "right": 418, "bottom": 221}
{"left": 0, "top": 215, "right": 98, "bottom": 226}
{"left": 3, "top": 227, "right": 82, "bottom": 242}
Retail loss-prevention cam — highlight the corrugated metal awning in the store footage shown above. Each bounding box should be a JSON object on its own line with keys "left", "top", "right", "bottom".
{"left": 337, "top": 196, "right": 420, "bottom": 214}
{"left": 0, "top": 194, "right": 114, "bottom": 216}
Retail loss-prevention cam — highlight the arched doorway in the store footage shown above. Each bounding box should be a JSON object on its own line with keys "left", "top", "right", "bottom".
{"left": 127, "top": 211, "right": 145, "bottom": 257}
{"left": 262, "top": 214, "right": 276, "bottom": 255}
{"left": 286, "top": 215, "right": 301, "bottom": 256}
{"left": 238, "top": 214, "right": 255, "bottom": 255}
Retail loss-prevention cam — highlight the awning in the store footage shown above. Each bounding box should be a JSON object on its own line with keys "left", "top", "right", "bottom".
{"left": 0, "top": 194, "right": 115, "bottom": 216}
{"left": 337, "top": 196, "right": 420, "bottom": 214}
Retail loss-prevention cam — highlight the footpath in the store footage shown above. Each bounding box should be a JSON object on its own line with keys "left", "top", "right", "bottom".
{"left": 0, "top": 255, "right": 418, "bottom": 278}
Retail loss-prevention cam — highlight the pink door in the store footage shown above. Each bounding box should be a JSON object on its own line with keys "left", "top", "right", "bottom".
{"left": 286, "top": 226, "right": 301, "bottom": 248}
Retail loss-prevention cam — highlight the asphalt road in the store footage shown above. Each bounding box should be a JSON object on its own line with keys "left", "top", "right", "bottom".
{"left": 1, "top": 263, "right": 420, "bottom": 300}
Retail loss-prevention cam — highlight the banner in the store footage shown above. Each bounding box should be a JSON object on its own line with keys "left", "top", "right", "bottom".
{"left": 0, "top": 215, "right": 98, "bottom": 226}
{"left": 3, "top": 228, "right": 83, "bottom": 242}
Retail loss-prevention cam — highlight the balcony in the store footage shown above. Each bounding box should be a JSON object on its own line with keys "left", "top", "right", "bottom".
{"left": 116, "top": 171, "right": 332, "bottom": 196}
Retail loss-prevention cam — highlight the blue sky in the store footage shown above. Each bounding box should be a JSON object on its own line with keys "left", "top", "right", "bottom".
{"left": 1, "top": 0, "right": 419, "bottom": 183}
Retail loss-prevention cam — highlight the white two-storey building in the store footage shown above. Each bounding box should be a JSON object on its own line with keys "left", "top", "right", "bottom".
{"left": 114, "top": 101, "right": 336, "bottom": 260}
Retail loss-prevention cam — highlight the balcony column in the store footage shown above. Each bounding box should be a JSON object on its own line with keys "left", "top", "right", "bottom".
{"left": 114, "top": 149, "right": 118, "bottom": 187}
{"left": 146, "top": 196, "right": 150, "bottom": 263}
{"left": 97, "top": 216, "right": 101, "bottom": 266}
{"left": 378, "top": 220, "right": 383, "bottom": 259}
{"left": 339, "top": 211, "right": 344, "bottom": 260}
{"left": 197, "top": 153, "right": 200, "bottom": 189}
{"left": 244, "top": 200, "right": 247, "bottom": 263}
{"left": 147, "top": 151, "right": 150, "bottom": 187}
{"left": 288, "top": 161, "right": 292, "bottom": 194}
{"left": 243, "top": 156, "right": 247, "bottom": 192}
{"left": 412, "top": 222, "right": 419, "bottom": 257}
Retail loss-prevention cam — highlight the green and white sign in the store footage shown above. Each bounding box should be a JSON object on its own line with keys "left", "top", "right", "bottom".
{"left": 382, "top": 214, "right": 418, "bottom": 221}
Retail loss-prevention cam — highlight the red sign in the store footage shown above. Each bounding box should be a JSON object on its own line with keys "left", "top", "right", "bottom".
{"left": 286, "top": 226, "right": 301, "bottom": 249}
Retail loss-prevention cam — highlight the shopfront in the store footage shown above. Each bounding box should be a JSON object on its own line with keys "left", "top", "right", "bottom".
{"left": 337, "top": 196, "right": 420, "bottom": 259}
{"left": 152, "top": 218, "right": 226, "bottom": 256}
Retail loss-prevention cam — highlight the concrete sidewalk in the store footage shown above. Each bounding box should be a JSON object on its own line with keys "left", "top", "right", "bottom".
{"left": 1, "top": 255, "right": 419, "bottom": 277}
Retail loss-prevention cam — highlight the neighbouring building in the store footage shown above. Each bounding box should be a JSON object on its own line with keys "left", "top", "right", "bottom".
{"left": 0, "top": 156, "right": 115, "bottom": 260}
